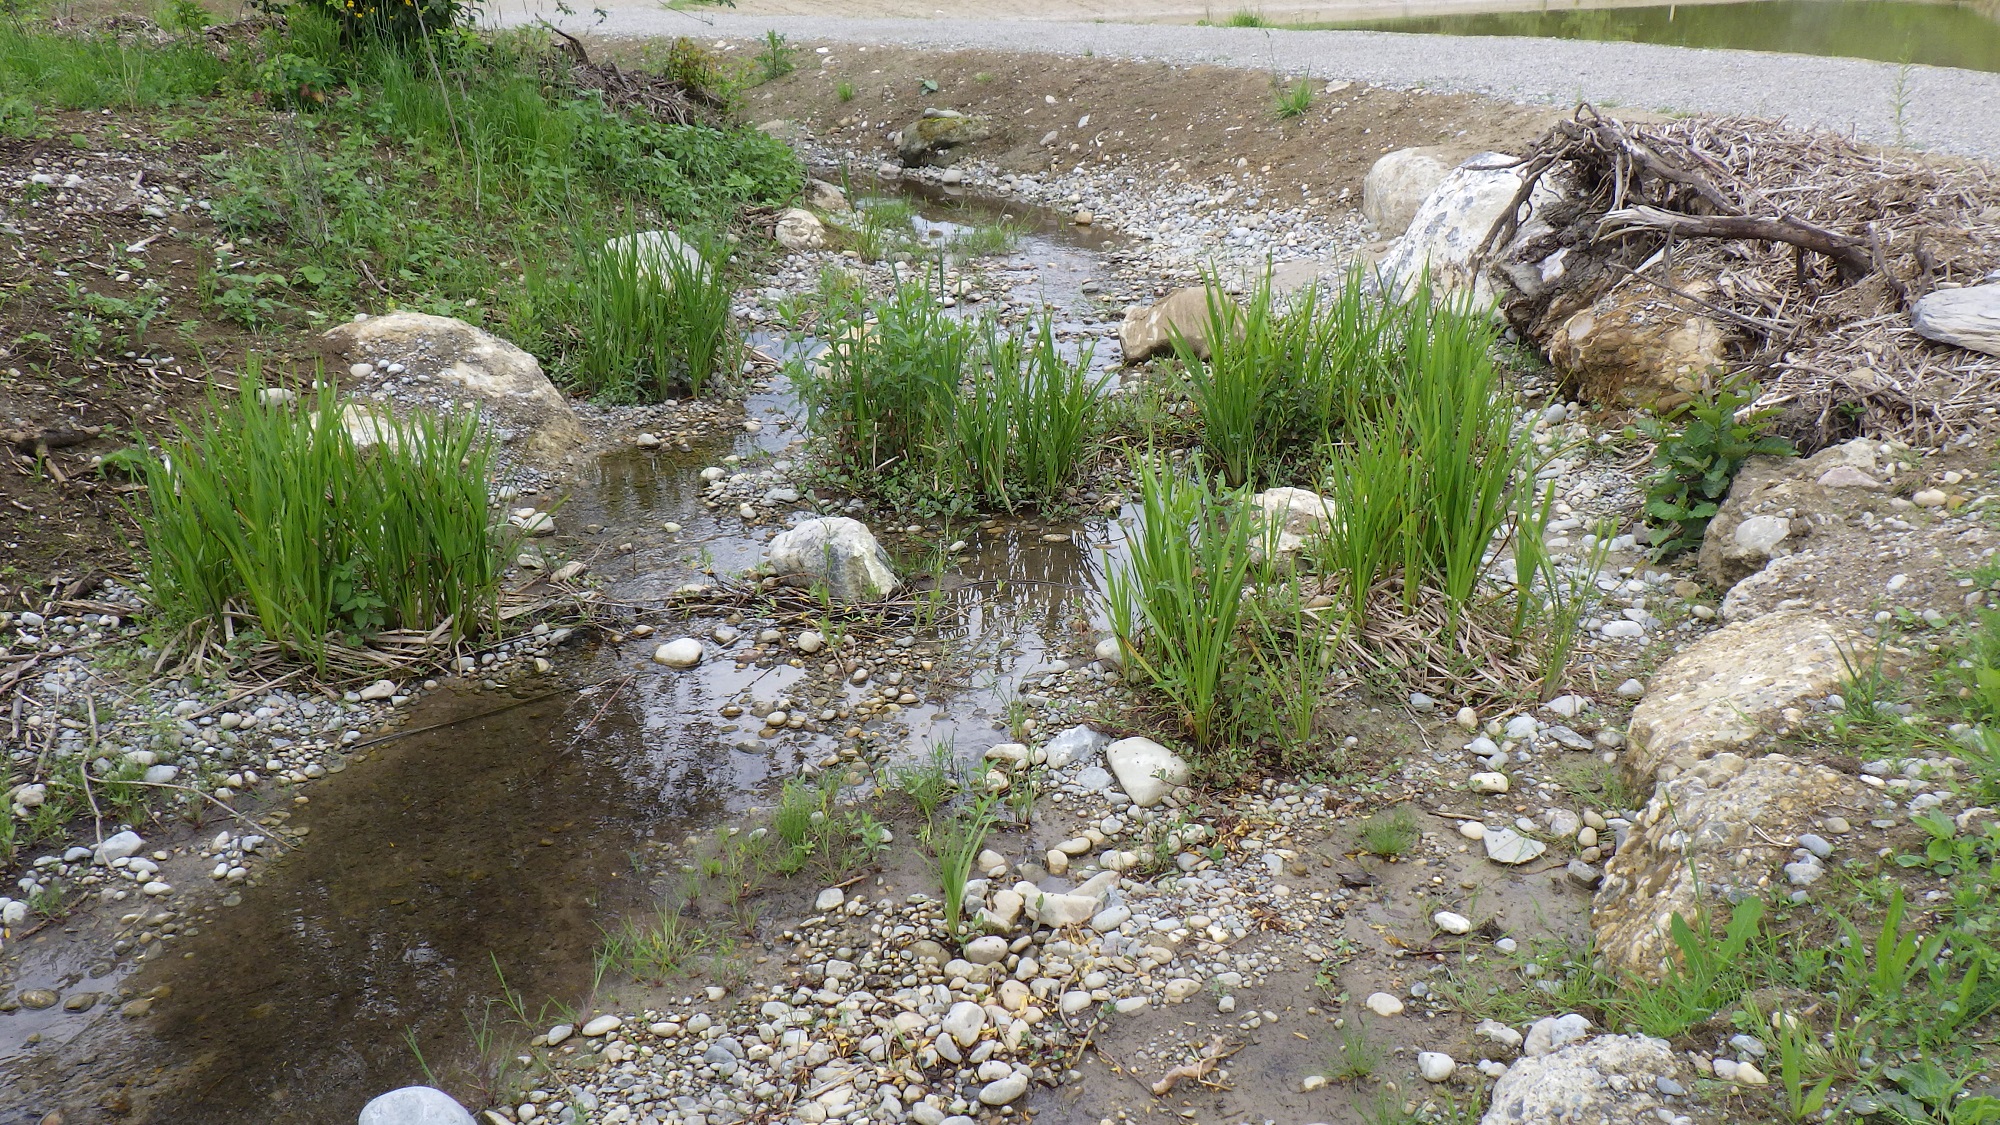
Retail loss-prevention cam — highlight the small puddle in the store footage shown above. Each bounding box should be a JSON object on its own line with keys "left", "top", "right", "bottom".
{"left": 0, "top": 184, "right": 1142, "bottom": 1122}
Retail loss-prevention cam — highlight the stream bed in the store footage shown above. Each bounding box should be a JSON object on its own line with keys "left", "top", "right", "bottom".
{"left": 0, "top": 187, "right": 1138, "bottom": 1124}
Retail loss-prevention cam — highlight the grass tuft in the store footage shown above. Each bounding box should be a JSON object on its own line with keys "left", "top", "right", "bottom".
{"left": 134, "top": 371, "right": 503, "bottom": 669}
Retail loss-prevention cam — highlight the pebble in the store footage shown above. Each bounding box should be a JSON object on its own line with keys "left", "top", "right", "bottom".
{"left": 653, "top": 638, "right": 703, "bottom": 668}
{"left": 1433, "top": 911, "right": 1472, "bottom": 935}
{"left": 1364, "top": 992, "right": 1405, "bottom": 1017}
{"left": 816, "top": 887, "right": 846, "bottom": 911}
{"left": 1470, "top": 772, "right": 1510, "bottom": 794}
{"left": 581, "top": 1015, "right": 622, "bottom": 1037}
{"left": 977, "top": 1074, "right": 1028, "bottom": 1105}
{"left": 1417, "top": 1051, "right": 1456, "bottom": 1082}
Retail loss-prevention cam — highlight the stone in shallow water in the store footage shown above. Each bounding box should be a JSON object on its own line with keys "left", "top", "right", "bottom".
{"left": 357, "top": 1086, "right": 476, "bottom": 1125}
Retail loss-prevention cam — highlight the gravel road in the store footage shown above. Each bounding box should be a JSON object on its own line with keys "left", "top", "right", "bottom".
{"left": 487, "top": 2, "right": 2000, "bottom": 159}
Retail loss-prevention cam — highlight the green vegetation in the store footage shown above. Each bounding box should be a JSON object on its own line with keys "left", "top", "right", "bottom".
{"left": 1356, "top": 805, "right": 1419, "bottom": 857}
{"left": 924, "top": 794, "right": 998, "bottom": 940}
{"left": 1227, "top": 8, "right": 1269, "bottom": 27}
{"left": 1633, "top": 377, "right": 1793, "bottom": 557}
{"left": 534, "top": 228, "right": 739, "bottom": 400}
{"left": 1274, "top": 76, "right": 1315, "bottom": 118}
{"left": 790, "top": 285, "right": 1103, "bottom": 514}
{"left": 134, "top": 376, "right": 503, "bottom": 669}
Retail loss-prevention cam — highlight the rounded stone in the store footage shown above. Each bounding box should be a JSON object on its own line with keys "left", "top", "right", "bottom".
{"left": 17, "top": 989, "right": 59, "bottom": 1010}
{"left": 1364, "top": 992, "right": 1404, "bottom": 1017}
{"left": 977, "top": 1074, "right": 1028, "bottom": 1105}
{"left": 1418, "top": 1051, "right": 1456, "bottom": 1082}
{"left": 1433, "top": 911, "right": 1472, "bottom": 935}
{"left": 358, "top": 1086, "right": 476, "bottom": 1125}
{"left": 653, "top": 639, "right": 703, "bottom": 668}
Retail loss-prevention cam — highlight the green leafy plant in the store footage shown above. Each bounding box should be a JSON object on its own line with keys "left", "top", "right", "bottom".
{"left": 924, "top": 795, "right": 998, "bottom": 940}
{"left": 1632, "top": 377, "right": 1792, "bottom": 558}
{"left": 557, "top": 228, "right": 738, "bottom": 400}
{"left": 836, "top": 80, "right": 855, "bottom": 102}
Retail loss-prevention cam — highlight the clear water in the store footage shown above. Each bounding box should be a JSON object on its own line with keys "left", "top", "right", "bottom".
{"left": 1299, "top": 0, "right": 2000, "bottom": 72}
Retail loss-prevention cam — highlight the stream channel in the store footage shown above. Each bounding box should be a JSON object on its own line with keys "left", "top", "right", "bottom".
{"left": 0, "top": 182, "right": 1141, "bottom": 1124}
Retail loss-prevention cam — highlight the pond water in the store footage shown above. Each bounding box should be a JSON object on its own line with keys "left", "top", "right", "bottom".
{"left": 1297, "top": 0, "right": 2000, "bottom": 72}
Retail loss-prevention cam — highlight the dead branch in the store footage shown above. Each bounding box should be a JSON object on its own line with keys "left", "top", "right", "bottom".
{"left": 1596, "top": 206, "right": 1874, "bottom": 280}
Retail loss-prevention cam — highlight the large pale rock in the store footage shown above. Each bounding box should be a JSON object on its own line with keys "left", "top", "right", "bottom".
{"left": 1117, "top": 286, "right": 1237, "bottom": 365}
{"left": 1105, "top": 737, "right": 1189, "bottom": 807}
{"left": 320, "top": 312, "right": 586, "bottom": 465}
{"left": 896, "top": 109, "right": 994, "bottom": 167}
{"left": 775, "top": 208, "right": 827, "bottom": 251}
{"left": 766, "top": 517, "right": 900, "bottom": 602}
{"left": 1625, "top": 610, "right": 1856, "bottom": 780}
{"left": 1592, "top": 753, "right": 1867, "bottom": 981}
{"left": 358, "top": 1086, "right": 476, "bottom": 1125}
{"left": 1479, "top": 1035, "right": 1687, "bottom": 1125}
{"left": 1042, "top": 725, "right": 1110, "bottom": 769}
{"left": 806, "top": 178, "right": 851, "bottom": 213}
{"left": 1912, "top": 283, "right": 2000, "bottom": 357}
{"left": 1545, "top": 280, "right": 1727, "bottom": 409}
{"left": 1250, "top": 486, "right": 1336, "bottom": 558}
{"left": 1023, "top": 871, "right": 1118, "bottom": 927}
{"left": 603, "top": 229, "right": 704, "bottom": 284}
{"left": 1362, "top": 147, "right": 1455, "bottom": 237}
{"left": 1377, "top": 152, "right": 1549, "bottom": 301}
{"left": 1696, "top": 439, "right": 1868, "bottom": 589}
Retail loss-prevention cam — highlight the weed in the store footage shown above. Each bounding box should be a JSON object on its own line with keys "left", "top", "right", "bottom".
{"left": 892, "top": 741, "right": 961, "bottom": 822}
{"left": 1326, "top": 1019, "right": 1381, "bottom": 1082}
{"left": 1227, "top": 8, "right": 1268, "bottom": 26}
{"left": 924, "top": 794, "right": 998, "bottom": 941}
{"left": 1632, "top": 376, "right": 1792, "bottom": 558}
{"left": 596, "top": 899, "right": 715, "bottom": 981}
{"left": 134, "top": 372, "right": 503, "bottom": 669}
{"left": 836, "top": 80, "right": 855, "bottom": 102}
{"left": 556, "top": 228, "right": 738, "bottom": 400}
{"left": 1357, "top": 806, "right": 1418, "bottom": 857}
{"left": 1274, "top": 76, "right": 1314, "bottom": 119}
{"left": 1105, "top": 454, "right": 1255, "bottom": 756}
{"left": 758, "top": 31, "right": 795, "bottom": 81}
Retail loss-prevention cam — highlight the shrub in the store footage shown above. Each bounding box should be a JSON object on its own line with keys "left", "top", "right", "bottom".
{"left": 135, "top": 373, "right": 504, "bottom": 669}
{"left": 1633, "top": 377, "right": 1792, "bottom": 557}
{"left": 294, "top": 0, "right": 473, "bottom": 45}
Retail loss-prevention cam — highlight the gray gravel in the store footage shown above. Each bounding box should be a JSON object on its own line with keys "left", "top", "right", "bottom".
{"left": 493, "top": 8, "right": 2000, "bottom": 160}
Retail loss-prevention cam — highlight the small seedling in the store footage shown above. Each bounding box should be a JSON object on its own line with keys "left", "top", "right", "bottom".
{"left": 1357, "top": 806, "right": 1419, "bottom": 857}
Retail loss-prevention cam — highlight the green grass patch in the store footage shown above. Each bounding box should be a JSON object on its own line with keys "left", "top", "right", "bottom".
{"left": 134, "top": 374, "right": 504, "bottom": 669}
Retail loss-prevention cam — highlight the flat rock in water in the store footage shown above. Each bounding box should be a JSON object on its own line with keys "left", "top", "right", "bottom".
{"left": 357, "top": 1086, "right": 476, "bottom": 1125}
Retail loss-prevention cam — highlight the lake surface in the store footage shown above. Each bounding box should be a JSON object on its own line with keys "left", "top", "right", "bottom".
{"left": 1296, "top": 0, "right": 2000, "bottom": 72}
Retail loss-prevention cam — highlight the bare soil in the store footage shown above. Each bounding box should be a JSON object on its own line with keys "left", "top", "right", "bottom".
{"left": 724, "top": 41, "right": 1562, "bottom": 204}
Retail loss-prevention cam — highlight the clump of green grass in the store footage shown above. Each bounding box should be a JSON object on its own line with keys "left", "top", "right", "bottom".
{"left": 545, "top": 228, "right": 739, "bottom": 400}
{"left": 134, "top": 373, "right": 503, "bottom": 670}
{"left": 1326, "top": 1020, "right": 1381, "bottom": 1082}
{"left": 1106, "top": 454, "right": 1257, "bottom": 756}
{"left": 923, "top": 794, "right": 998, "bottom": 940}
{"left": 791, "top": 285, "right": 1102, "bottom": 513}
{"left": 892, "top": 741, "right": 963, "bottom": 822}
{"left": 596, "top": 900, "right": 731, "bottom": 983}
{"left": 0, "top": 22, "right": 228, "bottom": 109}
{"left": 836, "top": 80, "right": 855, "bottom": 102}
{"left": 1274, "top": 76, "right": 1315, "bottom": 119}
{"left": 1227, "top": 8, "right": 1269, "bottom": 26}
{"left": 1357, "top": 806, "right": 1418, "bottom": 857}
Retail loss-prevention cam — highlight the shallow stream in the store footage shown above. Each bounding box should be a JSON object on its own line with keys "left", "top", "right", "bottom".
{"left": 0, "top": 186, "right": 1138, "bottom": 1123}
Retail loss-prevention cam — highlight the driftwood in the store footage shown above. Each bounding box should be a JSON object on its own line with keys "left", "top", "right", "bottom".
{"left": 1480, "top": 106, "right": 2000, "bottom": 445}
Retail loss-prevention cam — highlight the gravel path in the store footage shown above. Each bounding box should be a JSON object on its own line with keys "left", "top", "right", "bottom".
{"left": 490, "top": 4, "right": 2000, "bottom": 159}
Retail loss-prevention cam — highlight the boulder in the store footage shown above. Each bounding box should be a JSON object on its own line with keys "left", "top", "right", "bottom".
{"left": 806, "top": 178, "right": 851, "bottom": 213}
{"left": 1592, "top": 753, "right": 1867, "bottom": 981}
{"left": 896, "top": 109, "right": 994, "bottom": 167}
{"left": 775, "top": 208, "right": 828, "bottom": 251}
{"left": 357, "top": 1086, "right": 476, "bottom": 1125}
{"left": 1625, "top": 610, "right": 1857, "bottom": 781}
{"left": 1105, "top": 737, "right": 1189, "bottom": 807}
{"left": 1696, "top": 439, "right": 1874, "bottom": 589}
{"left": 1249, "top": 486, "right": 1336, "bottom": 558}
{"left": 1912, "top": 283, "right": 2000, "bottom": 357}
{"left": 602, "top": 229, "right": 704, "bottom": 283}
{"left": 766, "top": 517, "right": 900, "bottom": 602}
{"left": 1544, "top": 280, "right": 1727, "bottom": 409}
{"left": 1117, "top": 286, "right": 1237, "bottom": 365}
{"left": 319, "top": 312, "right": 587, "bottom": 466}
{"left": 1362, "top": 147, "right": 1456, "bottom": 238}
{"left": 1479, "top": 1035, "right": 1687, "bottom": 1125}
{"left": 1376, "top": 152, "right": 1549, "bottom": 301}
